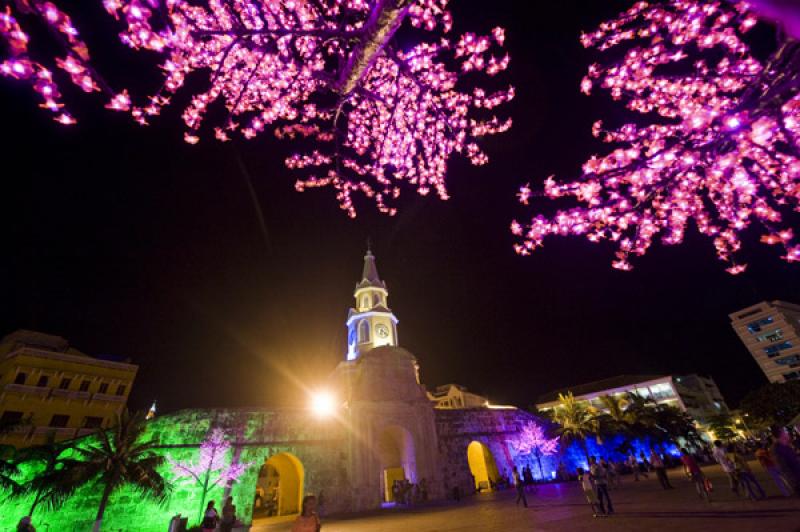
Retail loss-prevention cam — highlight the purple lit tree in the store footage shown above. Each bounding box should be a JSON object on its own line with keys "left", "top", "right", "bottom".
{"left": 168, "top": 428, "right": 249, "bottom": 524}
{"left": 509, "top": 421, "right": 559, "bottom": 480}
{"left": 512, "top": 0, "right": 800, "bottom": 273}
{"left": 1, "top": 0, "right": 512, "bottom": 216}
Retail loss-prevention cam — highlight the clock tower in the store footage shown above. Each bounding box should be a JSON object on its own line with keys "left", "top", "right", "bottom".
{"left": 346, "top": 248, "right": 398, "bottom": 360}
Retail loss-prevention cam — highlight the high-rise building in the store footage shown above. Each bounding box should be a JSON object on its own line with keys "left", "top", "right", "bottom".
{"left": 729, "top": 300, "right": 800, "bottom": 383}
{"left": 0, "top": 329, "right": 138, "bottom": 447}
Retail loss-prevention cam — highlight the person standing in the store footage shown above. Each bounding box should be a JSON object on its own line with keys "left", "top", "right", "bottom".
{"left": 727, "top": 445, "right": 765, "bottom": 500}
{"left": 513, "top": 468, "right": 528, "bottom": 507}
{"left": 589, "top": 456, "right": 614, "bottom": 515}
{"left": 680, "top": 448, "right": 711, "bottom": 502}
{"left": 771, "top": 426, "right": 800, "bottom": 496}
{"left": 627, "top": 453, "right": 641, "bottom": 481}
{"left": 650, "top": 450, "right": 673, "bottom": 489}
{"left": 291, "top": 495, "right": 321, "bottom": 532}
{"left": 756, "top": 441, "right": 792, "bottom": 496}
{"left": 712, "top": 440, "right": 739, "bottom": 495}
{"left": 220, "top": 497, "right": 237, "bottom": 532}
{"left": 577, "top": 467, "right": 603, "bottom": 517}
{"left": 201, "top": 500, "right": 219, "bottom": 532}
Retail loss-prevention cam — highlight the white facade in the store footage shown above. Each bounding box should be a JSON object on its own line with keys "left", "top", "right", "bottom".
{"left": 729, "top": 300, "right": 800, "bottom": 383}
{"left": 536, "top": 374, "right": 729, "bottom": 423}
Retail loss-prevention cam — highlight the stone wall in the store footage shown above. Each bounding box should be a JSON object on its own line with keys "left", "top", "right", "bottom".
{"left": 434, "top": 408, "right": 561, "bottom": 495}
{"left": 2, "top": 407, "right": 351, "bottom": 532}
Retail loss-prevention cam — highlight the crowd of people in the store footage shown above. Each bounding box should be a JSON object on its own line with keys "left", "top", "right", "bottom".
{"left": 391, "top": 477, "right": 430, "bottom": 506}
{"left": 571, "top": 424, "right": 800, "bottom": 517}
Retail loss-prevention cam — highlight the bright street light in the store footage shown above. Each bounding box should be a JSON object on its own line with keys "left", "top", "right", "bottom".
{"left": 310, "top": 390, "right": 337, "bottom": 418}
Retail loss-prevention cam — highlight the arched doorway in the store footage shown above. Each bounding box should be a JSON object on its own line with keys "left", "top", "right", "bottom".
{"left": 253, "top": 452, "right": 304, "bottom": 521}
{"left": 467, "top": 441, "right": 500, "bottom": 492}
{"left": 377, "top": 425, "right": 417, "bottom": 502}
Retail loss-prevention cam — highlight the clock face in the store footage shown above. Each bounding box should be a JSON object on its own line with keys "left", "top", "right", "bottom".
{"left": 375, "top": 324, "right": 390, "bottom": 338}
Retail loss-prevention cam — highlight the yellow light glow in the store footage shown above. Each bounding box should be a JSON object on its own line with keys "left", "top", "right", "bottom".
{"left": 310, "top": 390, "right": 337, "bottom": 418}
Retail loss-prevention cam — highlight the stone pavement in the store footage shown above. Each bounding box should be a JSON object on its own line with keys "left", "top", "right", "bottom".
{"left": 252, "top": 463, "right": 800, "bottom": 532}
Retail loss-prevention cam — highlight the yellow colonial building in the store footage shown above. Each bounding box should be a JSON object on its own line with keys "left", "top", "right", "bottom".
{"left": 0, "top": 330, "right": 138, "bottom": 447}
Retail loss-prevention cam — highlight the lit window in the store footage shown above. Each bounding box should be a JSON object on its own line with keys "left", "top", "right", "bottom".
{"left": 765, "top": 342, "right": 794, "bottom": 357}
{"left": 748, "top": 316, "right": 774, "bottom": 333}
{"left": 756, "top": 329, "right": 784, "bottom": 343}
{"left": 358, "top": 320, "right": 370, "bottom": 343}
{"left": 775, "top": 355, "right": 800, "bottom": 367}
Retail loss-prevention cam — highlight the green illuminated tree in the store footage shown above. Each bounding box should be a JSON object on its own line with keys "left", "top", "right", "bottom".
{"left": 36, "top": 411, "right": 170, "bottom": 532}
{"left": 0, "top": 444, "right": 19, "bottom": 494}
{"left": 551, "top": 392, "right": 598, "bottom": 461}
{"left": 14, "top": 434, "right": 77, "bottom": 518}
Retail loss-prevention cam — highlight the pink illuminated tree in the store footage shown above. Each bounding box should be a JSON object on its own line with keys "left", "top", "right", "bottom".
{"left": 168, "top": 428, "right": 249, "bottom": 524}
{"left": 510, "top": 421, "right": 559, "bottom": 479}
{"left": 512, "top": 0, "right": 800, "bottom": 273}
{"left": 1, "top": 0, "right": 512, "bottom": 216}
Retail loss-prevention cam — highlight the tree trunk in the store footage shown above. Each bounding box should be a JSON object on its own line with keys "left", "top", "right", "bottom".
{"left": 92, "top": 481, "right": 114, "bottom": 532}
{"left": 198, "top": 470, "right": 211, "bottom": 525}
{"left": 28, "top": 490, "right": 41, "bottom": 517}
{"left": 579, "top": 438, "right": 590, "bottom": 462}
{"left": 335, "top": 0, "right": 410, "bottom": 96}
{"left": 536, "top": 452, "right": 544, "bottom": 480}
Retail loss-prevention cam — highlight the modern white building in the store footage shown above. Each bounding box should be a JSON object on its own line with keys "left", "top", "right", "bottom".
{"left": 729, "top": 300, "right": 800, "bottom": 383}
{"left": 535, "top": 374, "right": 729, "bottom": 424}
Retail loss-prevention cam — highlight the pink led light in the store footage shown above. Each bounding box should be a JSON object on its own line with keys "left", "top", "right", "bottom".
{"left": 2, "top": 0, "right": 512, "bottom": 216}
{"left": 512, "top": 0, "right": 800, "bottom": 272}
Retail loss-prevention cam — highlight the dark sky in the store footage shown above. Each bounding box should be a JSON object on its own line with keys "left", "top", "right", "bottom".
{"left": 1, "top": 1, "right": 797, "bottom": 414}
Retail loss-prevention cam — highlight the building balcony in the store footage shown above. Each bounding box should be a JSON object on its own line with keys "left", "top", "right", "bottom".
{"left": 91, "top": 392, "right": 126, "bottom": 403}
{"left": 3, "top": 383, "right": 49, "bottom": 397}
{"left": 32, "top": 426, "right": 78, "bottom": 438}
{"left": 50, "top": 388, "right": 91, "bottom": 401}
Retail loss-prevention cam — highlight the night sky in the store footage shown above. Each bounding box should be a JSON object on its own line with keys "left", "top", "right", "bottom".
{"left": 1, "top": 1, "right": 798, "bottom": 415}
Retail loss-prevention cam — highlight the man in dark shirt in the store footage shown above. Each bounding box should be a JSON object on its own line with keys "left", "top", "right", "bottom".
{"left": 771, "top": 425, "right": 800, "bottom": 496}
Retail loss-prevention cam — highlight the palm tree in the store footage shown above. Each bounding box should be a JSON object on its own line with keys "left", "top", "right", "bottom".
{"left": 595, "top": 394, "right": 633, "bottom": 438}
{"left": 650, "top": 404, "right": 702, "bottom": 449}
{"left": 35, "top": 411, "right": 170, "bottom": 532}
{"left": 14, "top": 434, "right": 76, "bottom": 518}
{"left": 551, "top": 392, "right": 598, "bottom": 461}
{"left": 0, "top": 444, "right": 20, "bottom": 494}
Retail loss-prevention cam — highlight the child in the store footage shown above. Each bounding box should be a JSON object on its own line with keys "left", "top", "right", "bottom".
{"left": 577, "top": 467, "right": 604, "bottom": 517}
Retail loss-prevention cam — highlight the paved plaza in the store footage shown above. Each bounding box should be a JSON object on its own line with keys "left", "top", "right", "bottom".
{"left": 252, "top": 463, "right": 800, "bottom": 532}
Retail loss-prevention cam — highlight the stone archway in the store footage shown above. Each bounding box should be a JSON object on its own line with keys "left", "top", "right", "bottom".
{"left": 253, "top": 452, "right": 304, "bottom": 520}
{"left": 467, "top": 441, "right": 500, "bottom": 492}
{"left": 377, "top": 425, "right": 417, "bottom": 502}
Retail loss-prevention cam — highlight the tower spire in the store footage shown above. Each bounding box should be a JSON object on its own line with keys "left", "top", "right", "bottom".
{"left": 359, "top": 246, "right": 384, "bottom": 288}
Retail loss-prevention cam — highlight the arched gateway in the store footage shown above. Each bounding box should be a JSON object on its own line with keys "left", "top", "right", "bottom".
{"left": 467, "top": 441, "right": 501, "bottom": 491}
{"left": 253, "top": 452, "right": 304, "bottom": 520}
